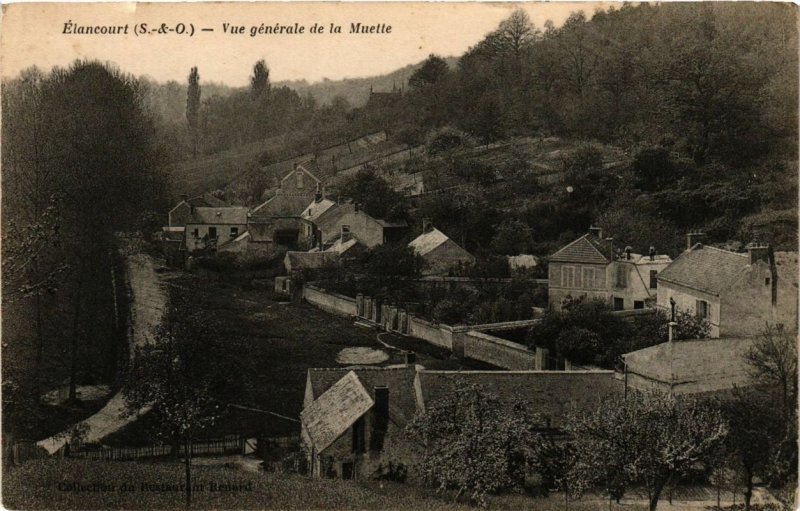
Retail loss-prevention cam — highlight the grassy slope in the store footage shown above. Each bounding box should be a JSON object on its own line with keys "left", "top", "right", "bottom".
{"left": 3, "top": 458, "right": 639, "bottom": 510}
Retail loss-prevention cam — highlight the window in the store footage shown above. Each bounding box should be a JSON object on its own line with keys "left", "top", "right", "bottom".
{"left": 613, "top": 297, "right": 624, "bottom": 311}
{"left": 561, "top": 266, "right": 575, "bottom": 288}
{"left": 650, "top": 270, "right": 658, "bottom": 289}
{"left": 208, "top": 227, "right": 217, "bottom": 239}
{"left": 192, "top": 228, "right": 199, "bottom": 238}
{"left": 634, "top": 300, "right": 644, "bottom": 309}
{"left": 765, "top": 277, "right": 771, "bottom": 286}
{"left": 582, "top": 267, "right": 595, "bottom": 289}
{"left": 230, "top": 227, "right": 238, "bottom": 238}
{"left": 695, "top": 299, "right": 709, "bottom": 319}
{"left": 615, "top": 264, "right": 627, "bottom": 288}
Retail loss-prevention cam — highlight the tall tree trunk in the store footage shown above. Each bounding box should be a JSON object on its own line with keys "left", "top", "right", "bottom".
{"left": 35, "top": 292, "right": 44, "bottom": 401}
{"left": 649, "top": 478, "right": 666, "bottom": 511}
{"left": 744, "top": 467, "right": 753, "bottom": 511}
{"left": 69, "top": 277, "right": 83, "bottom": 403}
{"left": 184, "top": 437, "right": 192, "bottom": 508}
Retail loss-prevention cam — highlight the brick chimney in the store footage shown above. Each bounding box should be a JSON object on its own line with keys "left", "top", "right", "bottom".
{"left": 686, "top": 231, "right": 706, "bottom": 250}
{"left": 747, "top": 242, "right": 770, "bottom": 265}
{"left": 422, "top": 218, "right": 433, "bottom": 233}
{"left": 588, "top": 226, "right": 603, "bottom": 240}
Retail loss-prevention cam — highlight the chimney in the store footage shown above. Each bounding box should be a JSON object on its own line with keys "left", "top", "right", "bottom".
{"left": 625, "top": 246, "right": 632, "bottom": 260}
{"left": 747, "top": 242, "right": 770, "bottom": 265}
{"left": 370, "top": 386, "right": 390, "bottom": 451}
{"left": 588, "top": 226, "right": 603, "bottom": 240}
{"left": 404, "top": 351, "right": 416, "bottom": 365}
{"left": 686, "top": 231, "right": 706, "bottom": 250}
{"left": 341, "top": 225, "right": 351, "bottom": 242}
{"left": 649, "top": 246, "right": 656, "bottom": 261}
{"left": 422, "top": 218, "right": 433, "bottom": 233}
{"left": 354, "top": 202, "right": 360, "bottom": 213}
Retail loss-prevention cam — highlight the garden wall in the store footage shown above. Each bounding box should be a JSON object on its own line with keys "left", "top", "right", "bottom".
{"left": 462, "top": 331, "right": 538, "bottom": 370}
{"left": 302, "top": 285, "right": 357, "bottom": 317}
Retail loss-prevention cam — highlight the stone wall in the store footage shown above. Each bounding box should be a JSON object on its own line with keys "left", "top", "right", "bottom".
{"left": 303, "top": 285, "right": 357, "bottom": 317}
{"left": 462, "top": 331, "right": 538, "bottom": 370}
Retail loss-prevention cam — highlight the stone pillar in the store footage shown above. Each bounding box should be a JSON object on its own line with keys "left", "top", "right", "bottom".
{"left": 535, "top": 347, "right": 549, "bottom": 370}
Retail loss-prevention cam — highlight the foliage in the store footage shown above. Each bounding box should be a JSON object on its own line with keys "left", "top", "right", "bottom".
{"left": 408, "top": 54, "right": 450, "bottom": 91}
{"left": 489, "top": 219, "right": 534, "bottom": 255}
{"left": 186, "top": 66, "right": 201, "bottom": 156}
{"left": 406, "top": 384, "right": 545, "bottom": 506}
{"left": 745, "top": 323, "right": 798, "bottom": 422}
{"left": 250, "top": 59, "right": 270, "bottom": 99}
{"left": 567, "top": 392, "right": 728, "bottom": 511}
{"left": 337, "top": 166, "right": 407, "bottom": 221}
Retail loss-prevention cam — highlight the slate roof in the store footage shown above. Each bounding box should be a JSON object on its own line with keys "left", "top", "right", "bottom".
{"left": 622, "top": 337, "right": 756, "bottom": 395}
{"left": 657, "top": 244, "right": 749, "bottom": 296}
{"left": 301, "top": 371, "right": 374, "bottom": 453}
{"left": 188, "top": 193, "right": 227, "bottom": 208}
{"left": 416, "top": 370, "right": 621, "bottom": 429}
{"left": 409, "top": 228, "right": 452, "bottom": 256}
{"left": 187, "top": 207, "right": 248, "bottom": 225}
{"left": 549, "top": 234, "right": 611, "bottom": 264}
{"left": 307, "top": 365, "right": 421, "bottom": 429}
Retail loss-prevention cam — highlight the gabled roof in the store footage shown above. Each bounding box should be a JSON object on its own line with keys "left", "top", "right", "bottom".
{"left": 408, "top": 228, "right": 452, "bottom": 256}
{"left": 252, "top": 193, "right": 314, "bottom": 217}
{"left": 657, "top": 244, "right": 749, "bottom": 296}
{"left": 301, "top": 198, "right": 336, "bottom": 222}
{"left": 416, "top": 370, "right": 620, "bottom": 429}
{"left": 325, "top": 236, "right": 361, "bottom": 255}
{"left": 622, "top": 337, "right": 756, "bottom": 395}
{"left": 307, "top": 366, "right": 420, "bottom": 429}
{"left": 187, "top": 207, "right": 248, "bottom": 225}
{"left": 550, "top": 234, "right": 611, "bottom": 264}
{"left": 301, "top": 371, "right": 374, "bottom": 453}
{"left": 280, "top": 162, "right": 322, "bottom": 187}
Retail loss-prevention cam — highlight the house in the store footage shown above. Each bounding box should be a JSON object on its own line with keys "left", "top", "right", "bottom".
{"left": 308, "top": 201, "right": 407, "bottom": 251}
{"left": 622, "top": 337, "right": 758, "bottom": 395}
{"left": 184, "top": 207, "right": 249, "bottom": 253}
{"left": 160, "top": 226, "right": 185, "bottom": 266}
{"left": 548, "top": 227, "right": 672, "bottom": 311}
{"left": 168, "top": 193, "right": 227, "bottom": 228}
{"left": 301, "top": 365, "right": 621, "bottom": 480}
{"left": 408, "top": 222, "right": 475, "bottom": 276}
{"left": 656, "top": 238, "right": 798, "bottom": 338}
{"left": 301, "top": 365, "right": 420, "bottom": 479}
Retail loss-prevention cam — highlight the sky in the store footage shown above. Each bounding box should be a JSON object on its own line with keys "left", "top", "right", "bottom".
{"left": 1, "top": 2, "right": 611, "bottom": 86}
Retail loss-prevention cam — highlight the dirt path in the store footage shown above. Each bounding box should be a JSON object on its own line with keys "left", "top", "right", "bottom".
{"left": 37, "top": 253, "right": 166, "bottom": 454}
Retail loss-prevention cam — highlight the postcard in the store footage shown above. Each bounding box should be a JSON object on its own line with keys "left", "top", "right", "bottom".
{"left": 1, "top": 2, "right": 798, "bottom": 510}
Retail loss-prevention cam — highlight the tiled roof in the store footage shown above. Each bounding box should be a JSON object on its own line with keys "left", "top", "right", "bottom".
{"left": 657, "top": 244, "right": 749, "bottom": 296}
{"left": 187, "top": 207, "right": 248, "bottom": 225}
{"left": 550, "top": 235, "right": 611, "bottom": 264}
{"left": 300, "top": 371, "right": 374, "bottom": 453}
{"left": 409, "top": 228, "right": 451, "bottom": 256}
{"left": 416, "top": 370, "right": 621, "bottom": 429}
{"left": 307, "top": 366, "right": 420, "bottom": 430}
{"left": 622, "top": 337, "right": 756, "bottom": 395}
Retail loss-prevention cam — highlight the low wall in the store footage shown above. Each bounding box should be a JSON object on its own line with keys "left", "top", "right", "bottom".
{"left": 407, "top": 316, "right": 454, "bottom": 350}
{"left": 463, "top": 331, "right": 537, "bottom": 370}
{"left": 303, "top": 285, "right": 357, "bottom": 317}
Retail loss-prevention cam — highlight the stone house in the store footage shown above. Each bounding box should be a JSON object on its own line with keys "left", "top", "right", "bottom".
{"left": 168, "top": 193, "right": 228, "bottom": 228}
{"left": 300, "top": 365, "right": 621, "bottom": 480}
{"left": 548, "top": 227, "right": 672, "bottom": 311}
{"left": 408, "top": 223, "right": 475, "bottom": 276}
{"left": 656, "top": 241, "right": 798, "bottom": 338}
{"left": 308, "top": 201, "right": 407, "bottom": 250}
{"left": 184, "top": 207, "right": 249, "bottom": 253}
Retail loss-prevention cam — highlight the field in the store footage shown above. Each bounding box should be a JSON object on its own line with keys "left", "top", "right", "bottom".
{"left": 2, "top": 458, "right": 650, "bottom": 510}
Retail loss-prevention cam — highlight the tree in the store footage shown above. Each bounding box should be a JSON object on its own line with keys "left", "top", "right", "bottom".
{"left": 490, "top": 219, "right": 534, "bottom": 255}
{"left": 716, "top": 388, "right": 783, "bottom": 511}
{"left": 123, "top": 292, "right": 220, "bottom": 507}
{"left": 408, "top": 54, "right": 450, "bottom": 91}
{"left": 745, "top": 323, "right": 797, "bottom": 422}
{"left": 186, "top": 66, "right": 201, "bottom": 158}
{"left": 406, "top": 384, "right": 544, "bottom": 506}
{"left": 250, "top": 59, "right": 270, "bottom": 99}
{"left": 338, "top": 166, "right": 406, "bottom": 221}
{"left": 568, "top": 392, "right": 728, "bottom": 511}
